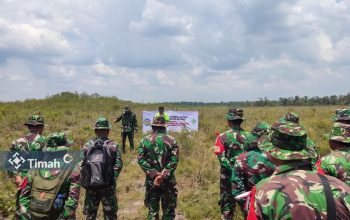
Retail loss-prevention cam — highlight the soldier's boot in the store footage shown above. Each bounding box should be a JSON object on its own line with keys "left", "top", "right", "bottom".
{"left": 221, "top": 211, "right": 233, "bottom": 220}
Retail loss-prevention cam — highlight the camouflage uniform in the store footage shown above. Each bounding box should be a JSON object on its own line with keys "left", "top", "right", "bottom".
{"left": 331, "top": 108, "right": 350, "bottom": 123}
{"left": 278, "top": 112, "right": 299, "bottom": 123}
{"left": 231, "top": 122, "right": 274, "bottom": 212}
{"left": 279, "top": 112, "right": 320, "bottom": 165}
{"left": 138, "top": 117, "right": 179, "bottom": 220}
{"left": 19, "top": 132, "right": 80, "bottom": 220}
{"left": 82, "top": 118, "right": 123, "bottom": 220}
{"left": 115, "top": 106, "right": 138, "bottom": 152}
{"left": 9, "top": 115, "right": 46, "bottom": 219}
{"left": 214, "top": 109, "right": 254, "bottom": 220}
{"left": 317, "top": 121, "right": 350, "bottom": 186}
{"left": 248, "top": 122, "right": 350, "bottom": 220}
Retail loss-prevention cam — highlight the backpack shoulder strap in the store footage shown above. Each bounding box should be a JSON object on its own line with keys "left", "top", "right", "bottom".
{"left": 317, "top": 174, "right": 336, "bottom": 220}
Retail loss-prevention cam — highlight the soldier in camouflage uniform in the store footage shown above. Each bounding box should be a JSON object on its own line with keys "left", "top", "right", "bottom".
{"left": 214, "top": 108, "right": 254, "bottom": 220}
{"left": 316, "top": 109, "right": 350, "bottom": 186}
{"left": 278, "top": 112, "right": 299, "bottom": 123}
{"left": 114, "top": 105, "right": 138, "bottom": 153}
{"left": 8, "top": 115, "right": 47, "bottom": 219}
{"left": 248, "top": 122, "right": 350, "bottom": 220}
{"left": 138, "top": 116, "right": 179, "bottom": 220}
{"left": 82, "top": 118, "right": 123, "bottom": 220}
{"left": 231, "top": 122, "right": 275, "bottom": 215}
{"left": 19, "top": 132, "right": 80, "bottom": 219}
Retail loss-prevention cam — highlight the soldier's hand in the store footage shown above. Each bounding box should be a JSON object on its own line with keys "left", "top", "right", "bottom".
{"left": 113, "top": 118, "right": 117, "bottom": 123}
{"left": 14, "top": 175, "right": 23, "bottom": 187}
{"left": 154, "top": 174, "right": 164, "bottom": 186}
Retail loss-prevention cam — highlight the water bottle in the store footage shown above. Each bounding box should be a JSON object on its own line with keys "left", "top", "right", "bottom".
{"left": 54, "top": 193, "right": 64, "bottom": 209}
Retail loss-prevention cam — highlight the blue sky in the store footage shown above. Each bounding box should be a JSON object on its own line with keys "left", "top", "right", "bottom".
{"left": 0, "top": 0, "right": 349, "bottom": 102}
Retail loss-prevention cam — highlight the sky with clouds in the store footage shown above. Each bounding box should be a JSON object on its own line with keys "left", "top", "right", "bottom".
{"left": 0, "top": 0, "right": 349, "bottom": 102}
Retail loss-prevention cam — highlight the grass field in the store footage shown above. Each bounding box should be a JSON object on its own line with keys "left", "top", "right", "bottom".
{"left": 0, "top": 94, "right": 347, "bottom": 219}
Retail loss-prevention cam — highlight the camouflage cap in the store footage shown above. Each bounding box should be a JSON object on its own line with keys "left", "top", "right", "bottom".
{"left": 279, "top": 112, "right": 299, "bottom": 123}
{"left": 94, "top": 117, "right": 112, "bottom": 130}
{"left": 24, "top": 115, "right": 45, "bottom": 126}
{"left": 258, "top": 122, "right": 317, "bottom": 160}
{"left": 251, "top": 122, "right": 271, "bottom": 138}
{"left": 151, "top": 116, "right": 166, "bottom": 127}
{"left": 225, "top": 108, "right": 244, "bottom": 121}
{"left": 332, "top": 109, "right": 350, "bottom": 122}
{"left": 46, "top": 132, "right": 74, "bottom": 148}
{"left": 329, "top": 122, "right": 350, "bottom": 144}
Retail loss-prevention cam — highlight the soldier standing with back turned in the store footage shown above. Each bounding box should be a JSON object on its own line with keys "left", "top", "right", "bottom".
{"left": 214, "top": 108, "right": 254, "bottom": 220}
{"left": 317, "top": 109, "right": 350, "bottom": 186}
{"left": 248, "top": 122, "right": 350, "bottom": 220}
{"left": 138, "top": 116, "right": 179, "bottom": 220}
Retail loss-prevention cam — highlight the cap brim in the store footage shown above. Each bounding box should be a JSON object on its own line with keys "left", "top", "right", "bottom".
{"left": 330, "top": 135, "right": 350, "bottom": 144}
{"left": 225, "top": 115, "right": 245, "bottom": 120}
{"left": 94, "top": 127, "right": 111, "bottom": 130}
{"left": 258, "top": 136, "right": 317, "bottom": 160}
{"left": 25, "top": 122, "right": 44, "bottom": 126}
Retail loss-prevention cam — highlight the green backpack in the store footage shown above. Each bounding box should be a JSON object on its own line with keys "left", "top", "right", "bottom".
{"left": 29, "top": 165, "right": 73, "bottom": 219}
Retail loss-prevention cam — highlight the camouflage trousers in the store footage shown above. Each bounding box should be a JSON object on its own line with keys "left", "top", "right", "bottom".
{"left": 121, "top": 131, "right": 134, "bottom": 152}
{"left": 144, "top": 183, "right": 178, "bottom": 220}
{"left": 84, "top": 186, "right": 118, "bottom": 220}
{"left": 219, "top": 171, "right": 235, "bottom": 220}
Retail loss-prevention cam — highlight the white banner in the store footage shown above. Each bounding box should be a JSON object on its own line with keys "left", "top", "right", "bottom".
{"left": 142, "top": 111, "right": 199, "bottom": 133}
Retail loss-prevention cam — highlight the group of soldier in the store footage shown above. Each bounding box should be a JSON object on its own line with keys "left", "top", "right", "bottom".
{"left": 6, "top": 106, "right": 350, "bottom": 220}
{"left": 215, "top": 108, "right": 350, "bottom": 220}
{"left": 9, "top": 105, "right": 178, "bottom": 220}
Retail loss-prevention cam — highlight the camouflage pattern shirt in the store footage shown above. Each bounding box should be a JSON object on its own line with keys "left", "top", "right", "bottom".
{"left": 215, "top": 127, "right": 254, "bottom": 172}
{"left": 81, "top": 137, "right": 123, "bottom": 179}
{"left": 9, "top": 132, "right": 46, "bottom": 177}
{"left": 138, "top": 131, "right": 179, "bottom": 187}
{"left": 231, "top": 148, "right": 275, "bottom": 200}
{"left": 253, "top": 160, "right": 350, "bottom": 219}
{"left": 317, "top": 147, "right": 350, "bottom": 186}
{"left": 19, "top": 164, "right": 81, "bottom": 219}
{"left": 115, "top": 110, "right": 138, "bottom": 133}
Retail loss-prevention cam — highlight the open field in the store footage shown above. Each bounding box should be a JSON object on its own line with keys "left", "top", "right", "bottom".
{"left": 0, "top": 94, "right": 348, "bottom": 219}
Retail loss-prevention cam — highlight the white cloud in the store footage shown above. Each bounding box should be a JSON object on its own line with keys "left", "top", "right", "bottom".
{"left": 0, "top": 0, "right": 349, "bottom": 102}
{"left": 0, "top": 18, "right": 71, "bottom": 57}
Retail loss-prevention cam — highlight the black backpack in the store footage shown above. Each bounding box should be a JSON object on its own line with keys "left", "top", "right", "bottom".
{"left": 80, "top": 139, "right": 114, "bottom": 189}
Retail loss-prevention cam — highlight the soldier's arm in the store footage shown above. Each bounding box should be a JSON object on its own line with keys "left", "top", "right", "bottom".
{"left": 231, "top": 158, "right": 246, "bottom": 199}
{"left": 162, "top": 140, "right": 179, "bottom": 179}
{"left": 59, "top": 165, "right": 81, "bottom": 219}
{"left": 79, "top": 143, "right": 89, "bottom": 165}
{"left": 115, "top": 114, "right": 123, "bottom": 122}
{"left": 134, "top": 114, "right": 138, "bottom": 129}
{"left": 113, "top": 144, "right": 123, "bottom": 179}
{"left": 137, "top": 140, "right": 159, "bottom": 179}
